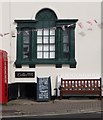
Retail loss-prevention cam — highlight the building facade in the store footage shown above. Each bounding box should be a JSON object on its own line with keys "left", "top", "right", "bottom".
{"left": 0, "top": 1, "right": 102, "bottom": 100}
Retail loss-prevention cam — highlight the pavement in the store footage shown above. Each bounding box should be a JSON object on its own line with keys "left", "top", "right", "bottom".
{"left": 1, "top": 97, "right": 103, "bottom": 118}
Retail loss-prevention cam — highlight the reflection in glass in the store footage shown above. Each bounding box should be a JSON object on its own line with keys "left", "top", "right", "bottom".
{"left": 23, "top": 36, "right": 29, "bottom": 43}
{"left": 23, "top": 44, "right": 29, "bottom": 50}
{"left": 23, "top": 54, "right": 29, "bottom": 59}
{"left": 23, "top": 31, "right": 29, "bottom": 36}
{"left": 63, "top": 29, "right": 69, "bottom": 60}
{"left": 23, "top": 30, "right": 30, "bottom": 60}
{"left": 63, "top": 44, "right": 69, "bottom": 52}
{"left": 63, "top": 29, "right": 68, "bottom": 43}
{"left": 63, "top": 36, "right": 68, "bottom": 43}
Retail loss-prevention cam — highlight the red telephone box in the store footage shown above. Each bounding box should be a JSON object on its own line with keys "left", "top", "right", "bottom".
{"left": 0, "top": 50, "right": 8, "bottom": 104}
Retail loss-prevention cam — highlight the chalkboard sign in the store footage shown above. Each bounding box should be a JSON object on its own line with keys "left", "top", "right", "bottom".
{"left": 37, "top": 77, "right": 51, "bottom": 102}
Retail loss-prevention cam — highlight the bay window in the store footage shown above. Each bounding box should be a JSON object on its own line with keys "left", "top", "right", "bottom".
{"left": 14, "top": 8, "right": 78, "bottom": 68}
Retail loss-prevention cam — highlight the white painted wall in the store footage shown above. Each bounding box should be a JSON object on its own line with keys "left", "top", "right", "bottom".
{"left": 1, "top": 1, "right": 102, "bottom": 95}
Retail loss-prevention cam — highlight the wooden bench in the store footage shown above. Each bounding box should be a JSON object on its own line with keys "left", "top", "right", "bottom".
{"left": 59, "top": 78, "right": 102, "bottom": 100}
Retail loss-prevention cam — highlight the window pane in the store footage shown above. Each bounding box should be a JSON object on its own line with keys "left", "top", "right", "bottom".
{"left": 23, "top": 36, "right": 29, "bottom": 43}
{"left": 23, "top": 31, "right": 29, "bottom": 36}
{"left": 43, "top": 37, "right": 49, "bottom": 43}
{"left": 50, "top": 29, "right": 55, "bottom": 35}
{"left": 23, "top": 30, "right": 30, "bottom": 60}
{"left": 37, "top": 37, "right": 42, "bottom": 43}
{"left": 37, "top": 52, "right": 42, "bottom": 58}
{"left": 44, "top": 29, "right": 49, "bottom": 35}
{"left": 37, "top": 45, "right": 42, "bottom": 51}
{"left": 63, "top": 36, "right": 68, "bottom": 43}
{"left": 37, "top": 29, "right": 42, "bottom": 35}
{"left": 23, "top": 44, "right": 29, "bottom": 50}
{"left": 44, "top": 52, "right": 49, "bottom": 58}
{"left": 50, "top": 36, "right": 55, "bottom": 43}
{"left": 50, "top": 52, "right": 55, "bottom": 58}
{"left": 63, "top": 44, "right": 69, "bottom": 52}
{"left": 63, "top": 29, "right": 69, "bottom": 43}
{"left": 50, "top": 45, "right": 55, "bottom": 51}
{"left": 44, "top": 45, "right": 49, "bottom": 51}
{"left": 63, "top": 53, "right": 69, "bottom": 59}
{"left": 23, "top": 54, "right": 29, "bottom": 59}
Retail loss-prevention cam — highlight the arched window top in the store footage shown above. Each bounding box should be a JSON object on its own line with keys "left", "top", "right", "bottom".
{"left": 35, "top": 8, "right": 57, "bottom": 21}
{"left": 35, "top": 8, "right": 57, "bottom": 28}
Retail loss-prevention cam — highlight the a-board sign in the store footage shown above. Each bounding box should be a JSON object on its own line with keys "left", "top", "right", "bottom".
{"left": 37, "top": 77, "right": 51, "bottom": 102}
{"left": 15, "top": 71, "right": 35, "bottom": 78}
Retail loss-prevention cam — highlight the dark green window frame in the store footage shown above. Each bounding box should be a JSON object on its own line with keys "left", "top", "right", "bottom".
{"left": 14, "top": 8, "right": 78, "bottom": 68}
